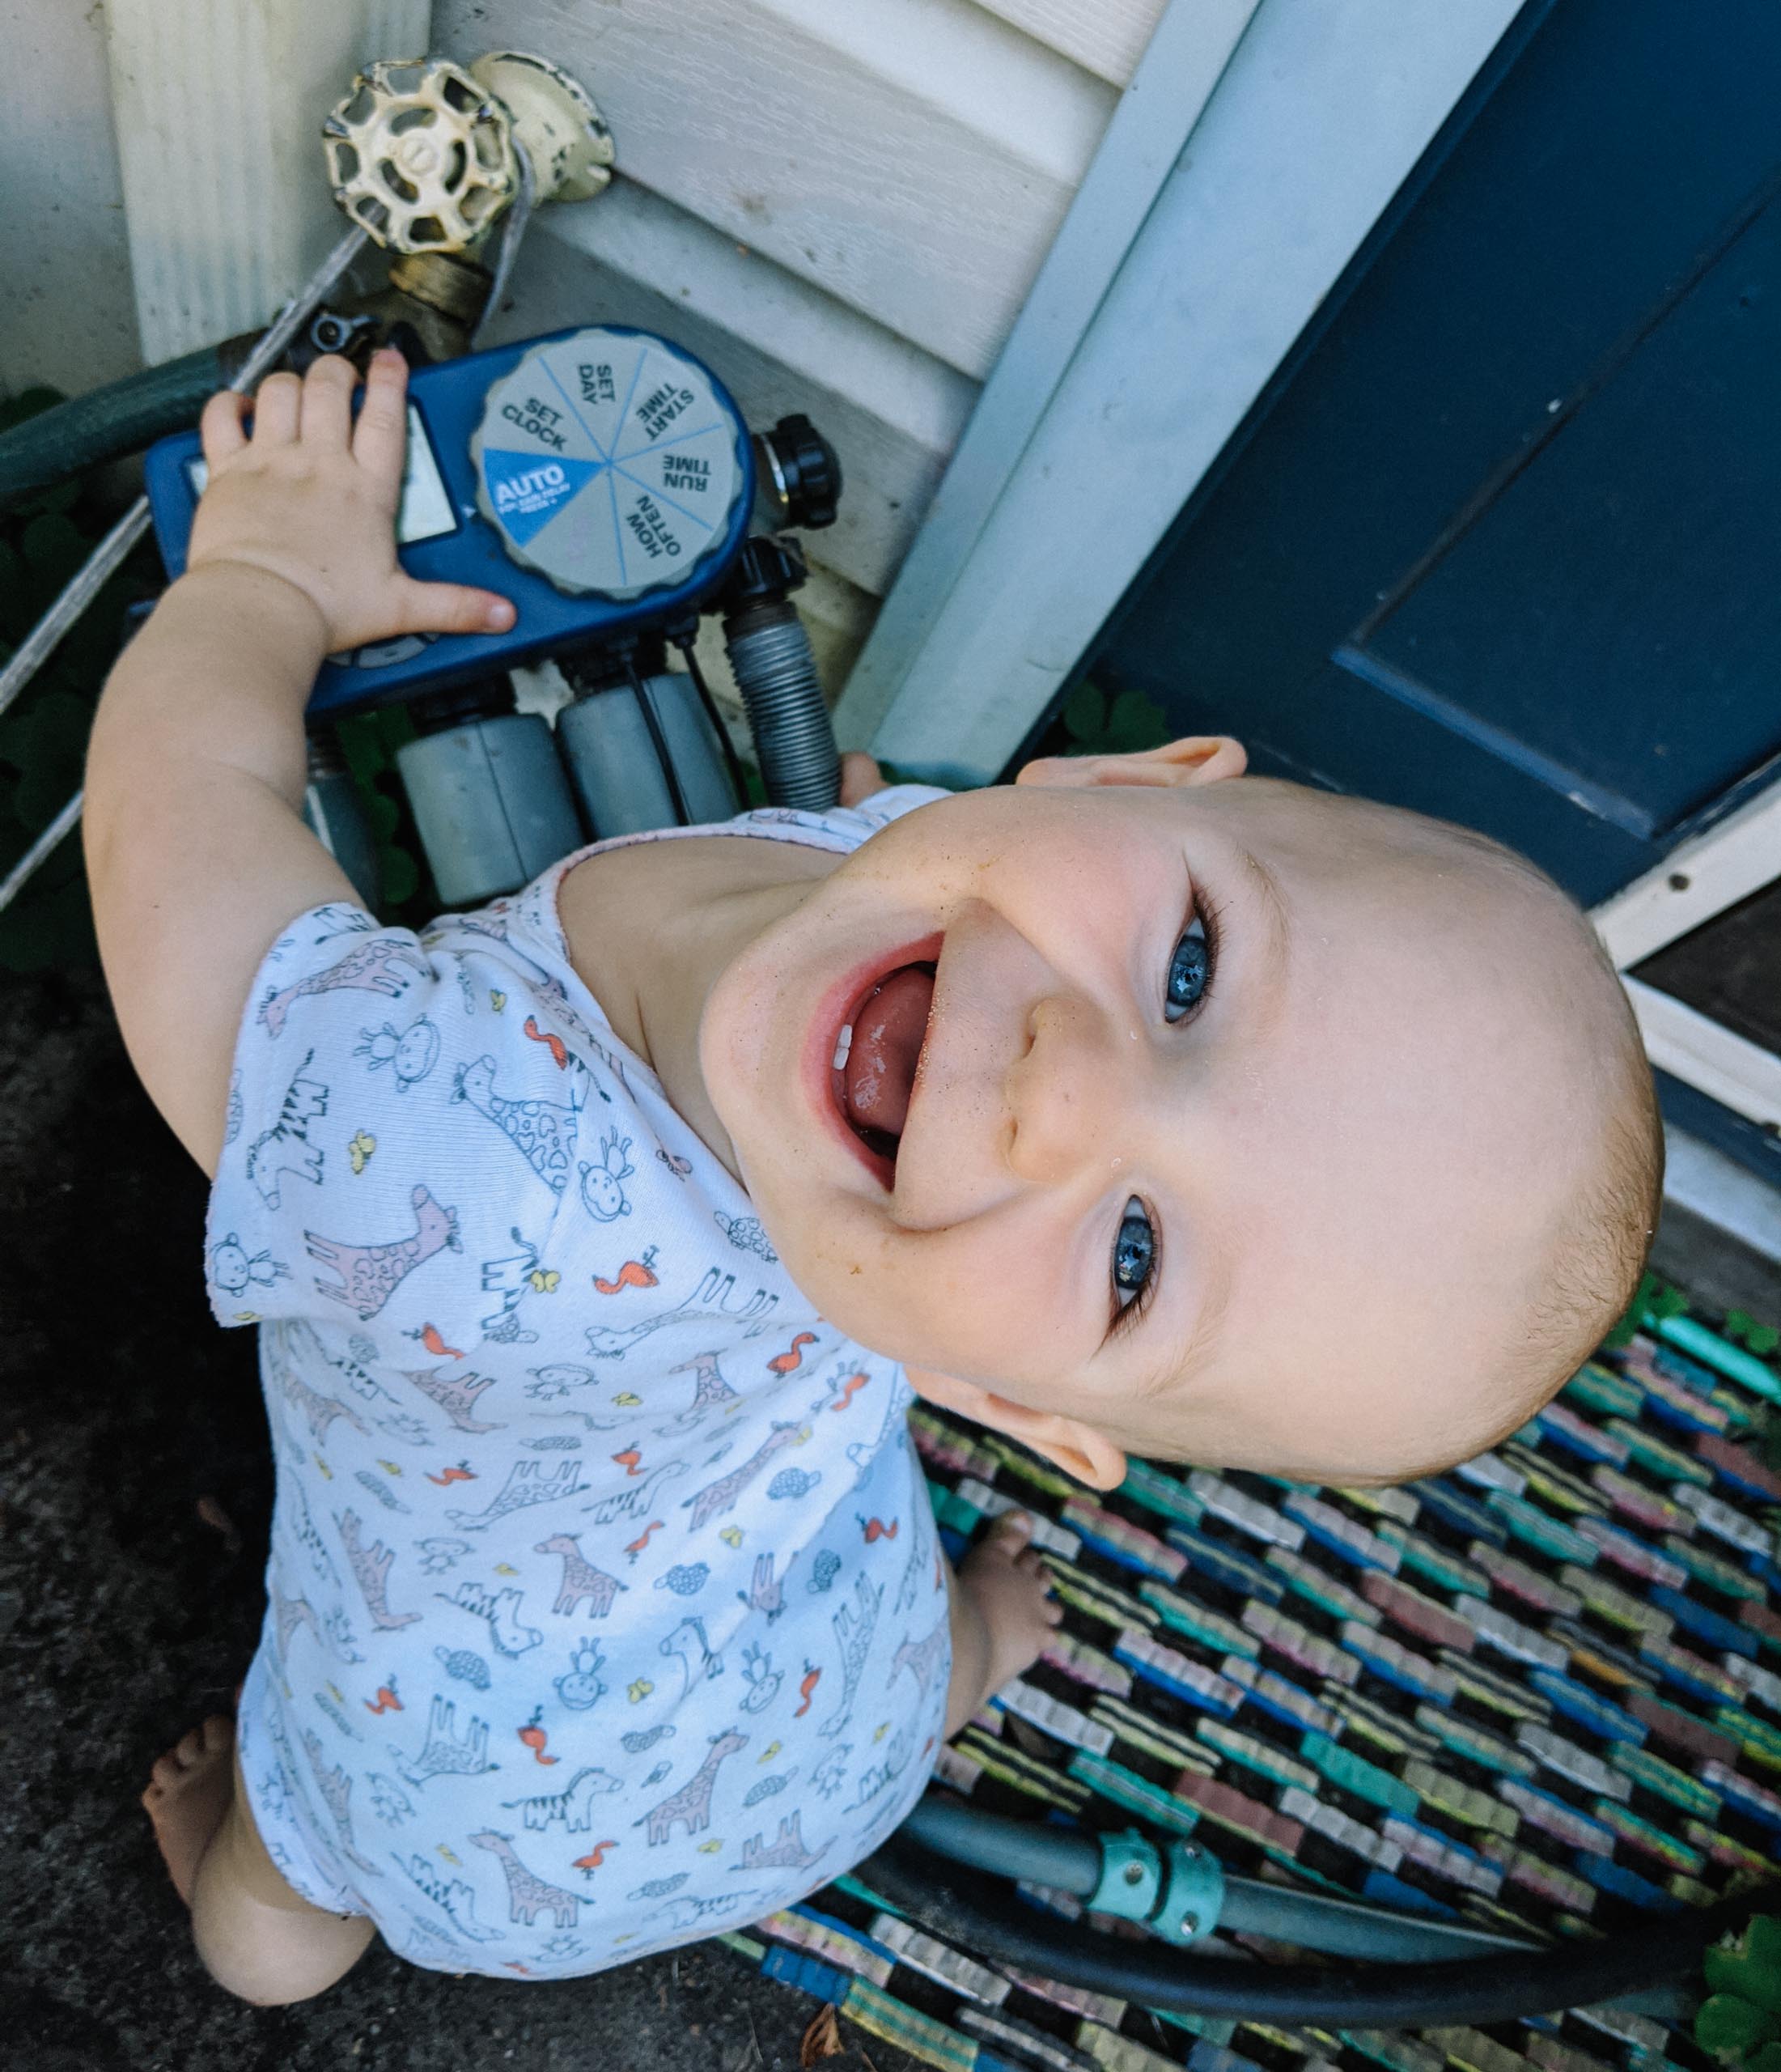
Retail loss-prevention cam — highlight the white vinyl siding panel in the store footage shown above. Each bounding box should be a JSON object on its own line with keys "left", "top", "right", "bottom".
{"left": 496, "top": 179, "right": 977, "bottom": 602}
{"left": 7, "top": 0, "right": 1171, "bottom": 688}
{"left": 973, "top": 0, "right": 1169, "bottom": 84}
{"left": 437, "top": 0, "right": 1127, "bottom": 380}
{"left": 433, "top": 0, "right": 1169, "bottom": 682}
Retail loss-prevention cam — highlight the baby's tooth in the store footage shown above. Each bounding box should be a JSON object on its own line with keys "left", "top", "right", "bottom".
{"left": 832, "top": 1023, "right": 853, "bottom": 1072}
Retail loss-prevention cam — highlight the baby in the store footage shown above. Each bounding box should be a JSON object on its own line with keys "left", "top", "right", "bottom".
{"left": 85, "top": 352, "right": 1661, "bottom": 2005}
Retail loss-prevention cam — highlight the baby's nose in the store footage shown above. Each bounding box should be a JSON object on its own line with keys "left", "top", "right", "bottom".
{"left": 1003, "top": 994, "right": 1124, "bottom": 1184}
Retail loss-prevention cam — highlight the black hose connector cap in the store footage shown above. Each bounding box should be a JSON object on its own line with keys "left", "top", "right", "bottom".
{"left": 723, "top": 534, "right": 808, "bottom": 614}
{"left": 756, "top": 414, "right": 842, "bottom": 529}
{"left": 859, "top": 1835, "right": 1778, "bottom": 2028}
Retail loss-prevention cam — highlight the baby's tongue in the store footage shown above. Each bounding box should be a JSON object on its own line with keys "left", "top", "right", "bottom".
{"left": 844, "top": 966, "right": 935, "bottom": 1138}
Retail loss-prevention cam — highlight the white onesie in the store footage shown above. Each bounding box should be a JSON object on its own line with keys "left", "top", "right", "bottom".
{"left": 206, "top": 788, "right": 954, "bottom": 1979}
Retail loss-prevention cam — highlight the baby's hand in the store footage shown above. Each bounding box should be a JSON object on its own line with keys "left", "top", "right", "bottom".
{"left": 186, "top": 349, "right": 515, "bottom": 652}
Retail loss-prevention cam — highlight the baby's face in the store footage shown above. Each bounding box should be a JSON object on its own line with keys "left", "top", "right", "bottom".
{"left": 701, "top": 749, "right": 1595, "bottom": 1482}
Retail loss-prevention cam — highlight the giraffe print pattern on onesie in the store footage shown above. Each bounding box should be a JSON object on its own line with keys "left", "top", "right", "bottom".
{"left": 206, "top": 790, "right": 956, "bottom": 1979}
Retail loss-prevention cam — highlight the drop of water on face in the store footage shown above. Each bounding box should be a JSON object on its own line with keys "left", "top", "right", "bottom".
{"left": 832, "top": 1022, "right": 854, "bottom": 1072}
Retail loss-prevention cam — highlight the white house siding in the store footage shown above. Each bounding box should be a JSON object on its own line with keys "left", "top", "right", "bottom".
{"left": 0, "top": 0, "right": 138, "bottom": 398}
{"left": 1, "top": 0, "right": 1170, "bottom": 698}
{"left": 436, "top": 0, "right": 1168, "bottom": 685}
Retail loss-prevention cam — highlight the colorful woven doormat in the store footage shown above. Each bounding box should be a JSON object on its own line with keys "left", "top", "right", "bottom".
{"left": 715, "top": 1283, "right": 1781, "bottom": 2072}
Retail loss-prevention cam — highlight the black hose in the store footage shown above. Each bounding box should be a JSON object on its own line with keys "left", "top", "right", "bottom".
{"left": 0, "top": 346, "right": 227, "bottom": 508}
{"left": 722, "top": 599, "right": 840, "bottom": 812}
{"left": 859, "top": 1835, "right": 1775, "bottom": 2026}
{"left": 624, "top": 654, "right": 692, "bottom": 826}
{"left": 672, "top": 631, "right": 751, "bottom": 808}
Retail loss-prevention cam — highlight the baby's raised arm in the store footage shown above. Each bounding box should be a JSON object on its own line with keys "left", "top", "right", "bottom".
{"left": 84, "top": 350, "right": 513, "bottom": 1177}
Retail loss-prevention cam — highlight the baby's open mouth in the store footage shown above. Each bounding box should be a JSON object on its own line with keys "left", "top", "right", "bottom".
{"left": 830, "top": 960, "right": 937, "bottom": 1170}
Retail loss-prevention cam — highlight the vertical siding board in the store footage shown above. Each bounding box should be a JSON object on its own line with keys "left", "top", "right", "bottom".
{"left": 0, "top": 0, "right": 139, "bottom": 393}
{"left": 105, "top": 1, "right": 433, "bottom": 362}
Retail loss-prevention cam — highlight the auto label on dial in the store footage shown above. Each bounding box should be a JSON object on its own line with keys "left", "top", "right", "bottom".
{"left": 472, "top": 329, "right": 743, "bottom": 600}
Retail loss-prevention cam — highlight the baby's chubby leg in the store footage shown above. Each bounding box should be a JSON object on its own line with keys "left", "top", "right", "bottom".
{"left": 939, "top": 1511, "right": 1065, "bottom": 1740}
{"left": 142, "top": 1711, "right": 373, "bottom": 2004}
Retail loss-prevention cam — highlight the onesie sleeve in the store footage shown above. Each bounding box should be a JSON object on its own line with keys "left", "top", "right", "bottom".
{"left": 202, "top": 898, "right": 580, "bottom": 1360}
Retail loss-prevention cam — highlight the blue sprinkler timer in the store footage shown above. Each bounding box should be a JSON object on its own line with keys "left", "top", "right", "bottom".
{"left": 145, "top": 321, "right": 843, "bottom": 907}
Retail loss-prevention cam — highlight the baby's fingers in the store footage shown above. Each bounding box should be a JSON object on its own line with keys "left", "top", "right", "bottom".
{"left": 251, "top": 372, "right": 302, "bottom": 446}
{"left": 393, "top": 574, "right": 516, "bottom": 638}
{"left": 352, "top": 346, "right": 411, "bottom": 486}
{"left": 199, "top": 389, "right": 249, "bottom": 469}
{"left": 299, "top": 354, "right": 358, "bottom": 449}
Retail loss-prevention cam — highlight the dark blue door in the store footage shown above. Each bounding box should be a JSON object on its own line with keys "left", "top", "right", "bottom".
{"left": 1072, "top": 0, "right": 1781, "bottom": 1173}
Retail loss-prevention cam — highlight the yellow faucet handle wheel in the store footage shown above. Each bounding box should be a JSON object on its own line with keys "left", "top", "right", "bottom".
{"left": 324, "top": 57, "right": 518, "bottom": 256}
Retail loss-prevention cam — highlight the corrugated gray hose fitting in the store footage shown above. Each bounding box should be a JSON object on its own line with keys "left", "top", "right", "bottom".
{"left": 723, "top": 601, "right": 841, "bottom": 812}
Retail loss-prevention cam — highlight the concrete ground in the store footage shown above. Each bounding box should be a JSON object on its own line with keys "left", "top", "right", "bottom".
{"left": 0, "top": 967, "right": 920, "bottom": 2072}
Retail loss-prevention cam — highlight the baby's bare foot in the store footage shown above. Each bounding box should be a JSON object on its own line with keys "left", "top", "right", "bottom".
{"left": 960, "top": 1509, "right": 1064, "bottom": 1696}
{"left": 142, "top": 1713, "right": 236, "bottom": 1906}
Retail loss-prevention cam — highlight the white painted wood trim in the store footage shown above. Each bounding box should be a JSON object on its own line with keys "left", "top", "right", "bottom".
{"left": 105, "top": 0, "right": 431, "bottom": 363}
{"left": 848, "top": 0, "right": 1532, "bottom": 779}
{"left": 834, "top": 0, "right": 1262, "bottom": 749}
{"left": 1592, "top": 776, "right": 1781, "bottom": 969}
{"left": 1625, "top": 978, "right": 1781, "bottom": 1132}
{"left": 1663, "top": 1127, "right": 1781, "bottom": 1266}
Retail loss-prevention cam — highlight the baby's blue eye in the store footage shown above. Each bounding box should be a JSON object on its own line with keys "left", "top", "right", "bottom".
{"left": 1113, "top": 1197, "right": 1155, "bottom": 1312}
{"left": 1165, "top": 919, "right": 1208, "bottom": 1022}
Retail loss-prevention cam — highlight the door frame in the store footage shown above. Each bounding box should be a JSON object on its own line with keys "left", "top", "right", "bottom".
{"left": 1596, "top": 777, "right": 1781, "bottom": 1133}
{"left": 833, "top": 0, "right": 1541, "bottom": 778}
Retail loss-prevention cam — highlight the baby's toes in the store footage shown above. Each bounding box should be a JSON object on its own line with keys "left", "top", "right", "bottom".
{"left": 986, "top": 1509, "right": 1033, "bottom": 1558}
{"left": 198, "top": 1713, "right": 235, "bottom": 1757}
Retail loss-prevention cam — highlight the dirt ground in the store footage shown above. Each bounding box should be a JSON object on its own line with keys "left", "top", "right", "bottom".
{"left": 0, "top": 966, "right": 919, "bottom": 2072}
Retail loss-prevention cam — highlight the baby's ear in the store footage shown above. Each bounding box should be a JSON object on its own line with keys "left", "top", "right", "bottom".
{"left": 1016, "top": 734, "right": 1246, "bottom": 792}
{"left": 904, "top": 1365, "right": 1127, "bottom": 1493}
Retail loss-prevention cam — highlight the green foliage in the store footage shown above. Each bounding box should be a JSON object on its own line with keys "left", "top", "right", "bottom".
{"left": 334, "top": 703, "right": 429, "bottom": 916}
{"left": 1698, "top": 1997, "right": 1780, "bottom": 2061}
{"left": 1726, "top": 1309, "right": 1781, "bottom": 1360}
{"left": 1707, "top": 1917, "right": 1781, "bottom": 2015}
{"left": 1697, "top": 1919, "right": 1781, "bottom": 2066}
{"left": 1602, "top": 1267, "right": 1691, "bottom": 1351}
{"left": 1057, "top": 681, "right": 1173, "bottom": 758}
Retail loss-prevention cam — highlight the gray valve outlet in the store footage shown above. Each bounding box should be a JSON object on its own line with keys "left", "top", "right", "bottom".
{"left": 471, "top": 329, "right": 745, "bottom": 600}
{"left": 557, "top": 673, "right": 739, "bottom": 838}
{"left": 396, "top": 712, "right": 584, "bottom": 907}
